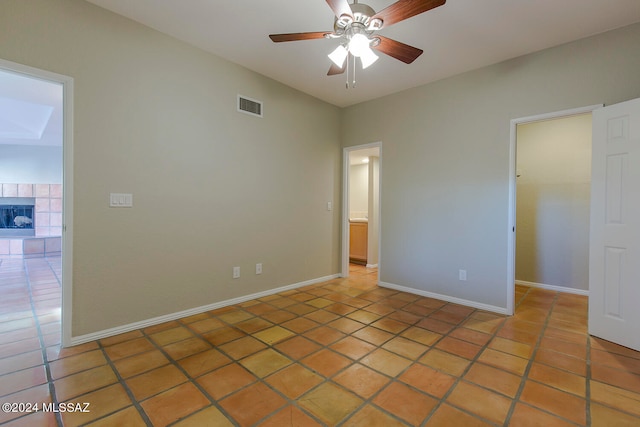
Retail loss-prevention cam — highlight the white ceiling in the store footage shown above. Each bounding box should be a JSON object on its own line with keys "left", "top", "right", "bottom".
{"left": 0, "top": 70, "right": 63, "bottom": 146}
{"left": 85, "top": 0, "right": 640, "bottom": 107}
{"left": 2, "top": 0, "right": 639, "bottom": 144}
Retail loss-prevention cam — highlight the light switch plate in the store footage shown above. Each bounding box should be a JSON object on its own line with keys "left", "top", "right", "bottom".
{"left": 110, "top": 193, "right": 133, "bottom": 207}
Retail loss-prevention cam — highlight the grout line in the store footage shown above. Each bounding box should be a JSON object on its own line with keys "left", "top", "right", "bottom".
{"left": 418, "top": 305, "right": 510, "bottom": 427}
{"left": 23, "top": 257, "right": 63, "bottom": 427}
{"left": 139, "top": 328, "right": 242, "bottom": 426}
{"left": 95, "top": 341, "right": 155, "bottom": 427}
{"left": 502, "top": 288, "right": 586, "bottom": 426}
{"left": 501, "top": 285, "right": 548, "bottom": 426}
{"left": 2, "top": 264, "right": 633, "bottom": 426}
{"left": 240, "top": 280, "right": 373, "bottom": 426}
{"left": 299, "top": 277, "right": 417, "bottom": 427}
{"left": 209, "top": 274, "right": 386, "bottom": 426}
{"left": 309, "top": 277, "right": 489, "bottom": 426}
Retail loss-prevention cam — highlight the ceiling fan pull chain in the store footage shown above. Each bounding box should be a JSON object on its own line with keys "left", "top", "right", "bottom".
{"left": 345, "top": 54, "right": 349, "bottom": 89}
{"left": 353, "top": 59, "right": 356, "bottom": 88}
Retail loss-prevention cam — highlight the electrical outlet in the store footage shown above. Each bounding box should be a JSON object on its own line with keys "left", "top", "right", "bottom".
{"left": 459, "top": 269, "right": 467, "bottom": 281}
{"left": 256, "top": 263, "right": 262, "bottom": 274}
{"left": 233, "top": 266, "right": 240, "bottom": 279}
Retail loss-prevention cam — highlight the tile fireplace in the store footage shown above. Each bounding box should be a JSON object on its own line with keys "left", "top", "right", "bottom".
{"left": 0, "top": 183, "right": 62, "bottom": 257}
{"left": 0, "top": 197, "right": 35, "bottom": 237}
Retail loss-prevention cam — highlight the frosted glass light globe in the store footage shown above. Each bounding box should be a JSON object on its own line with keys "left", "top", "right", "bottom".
{"left": 349, "top": 34, "right": 370, "bottom": 57}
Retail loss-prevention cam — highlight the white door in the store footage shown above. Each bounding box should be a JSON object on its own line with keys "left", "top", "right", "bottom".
{"left": 589, "top": 97, "right": 640, "bottom": 351}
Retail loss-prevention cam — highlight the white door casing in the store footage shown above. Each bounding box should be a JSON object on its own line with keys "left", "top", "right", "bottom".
{"left": 589, "top": 97, "right": 640, "bottom": 352}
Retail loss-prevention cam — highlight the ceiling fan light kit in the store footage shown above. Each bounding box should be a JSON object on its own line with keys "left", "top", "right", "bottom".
{"left": 358, "top": 46, "right": 379, "bottom": 69}
{"left": 269, "top": 0, "right": 446, "bottom": 87}
{"left": 328, "top": 45, "right": 349, "bottom": 68}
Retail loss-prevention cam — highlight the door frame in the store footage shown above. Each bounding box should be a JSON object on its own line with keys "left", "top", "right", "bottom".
{"left": 507, "top": 104, "right": 601, "bottom": 315}
{"left": 341, "top": 142, "right": 382, "bottom": 278}
{"left": 0, "top": 58, "right": 74, "bottom": 347}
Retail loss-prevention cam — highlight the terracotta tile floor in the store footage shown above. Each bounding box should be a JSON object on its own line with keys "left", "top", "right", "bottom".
{"left": 1, "top": 258, "right": 640, "bottom": 426}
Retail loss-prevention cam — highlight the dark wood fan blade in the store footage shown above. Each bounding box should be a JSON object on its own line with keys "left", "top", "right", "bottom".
{"left": 326, "top": 0, "right": 353, "bottom": 19}
{"left": 373, "top": 36, "right": 423, "bottom": 64}
{"left": 269, "top": 32, "right": 330, "bottom": 42}
{"left": 372, "top": 0, "right": 446, "bottom": 29}
{"left": 327, "top": 62, "right": 346, "bottom": 76}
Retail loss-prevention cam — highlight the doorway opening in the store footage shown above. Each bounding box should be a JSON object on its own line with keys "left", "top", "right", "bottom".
{"left": 507, "top": 105, "right": 601, "bottom": 315}
{"left": 515, "top": 112, "right": 592, "bottom": 294}
{"left": 0, "top": 59, "right": 73, "bottom": 347}
{"left": 342, "top": 143, "right": 381, "bottom": 279}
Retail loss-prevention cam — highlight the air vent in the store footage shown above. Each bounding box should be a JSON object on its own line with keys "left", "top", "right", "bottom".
{"left": 238, "top": 95, "right": 263, "bottom": 118}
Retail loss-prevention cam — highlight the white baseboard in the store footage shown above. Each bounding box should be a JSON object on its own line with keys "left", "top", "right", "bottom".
{"left": 515, "top": 280, "right": 589, "bottom": 296}
{"left": 70, "top": 273, "right": 341, "bottom": 346}
{"left": 379, "top": 281, "right": 509, "bottom": 315}
{"left": 366, "top": 263, "right": 378, "bottom": 268}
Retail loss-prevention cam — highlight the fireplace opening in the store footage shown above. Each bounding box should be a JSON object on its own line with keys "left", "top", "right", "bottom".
{"left": 0, "top": 198, "right": 35, "bottom": 237}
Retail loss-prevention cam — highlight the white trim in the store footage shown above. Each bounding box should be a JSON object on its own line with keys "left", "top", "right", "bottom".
{"left": 365, "top": 263, "right": 378, "bottom": 268}
{"left": 379, "top": 281, "right": 509, "bottom": 315}
{"left": 342, "top": 142, "right": 382, "bottom": 283}
{"left": 0, "top": 58, "right": 74, "bottom": 348}
{"left": 507, "top": 104, "right": 602, "bottom": 317}
{"left": 69, "top": 274, "right": 340, "bottom": 346}
{"left": 515, "top": 280, "right": 589, "bottom": 296}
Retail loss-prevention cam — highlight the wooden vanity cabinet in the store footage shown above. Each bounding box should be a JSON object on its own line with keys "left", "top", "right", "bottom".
{"left": 349, "top": 222, "right": 368, "bottom": 264}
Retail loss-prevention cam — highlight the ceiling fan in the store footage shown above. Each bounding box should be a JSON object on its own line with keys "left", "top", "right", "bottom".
{"left": 269, "top": 0, "right": 446, "bottom": 79}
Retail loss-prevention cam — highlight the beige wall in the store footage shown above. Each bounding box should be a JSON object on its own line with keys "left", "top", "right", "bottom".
{"left": 516, "top": 114, "right": 592, "bottom": 291}
{"left": 342, "top": 23, "right": 640, "bottom": 309}
{"left": 0, "top": 0, "right": 341, "bottom": 336}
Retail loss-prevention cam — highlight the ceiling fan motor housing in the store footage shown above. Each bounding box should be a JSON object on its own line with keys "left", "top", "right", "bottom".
{"left": 335, "top": 3, "right": 382, "bottom": 32}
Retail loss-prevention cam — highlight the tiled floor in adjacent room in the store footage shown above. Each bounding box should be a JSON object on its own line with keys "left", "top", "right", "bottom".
{"left": 1, "top": 258, "right": 640, "bottom": 426}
